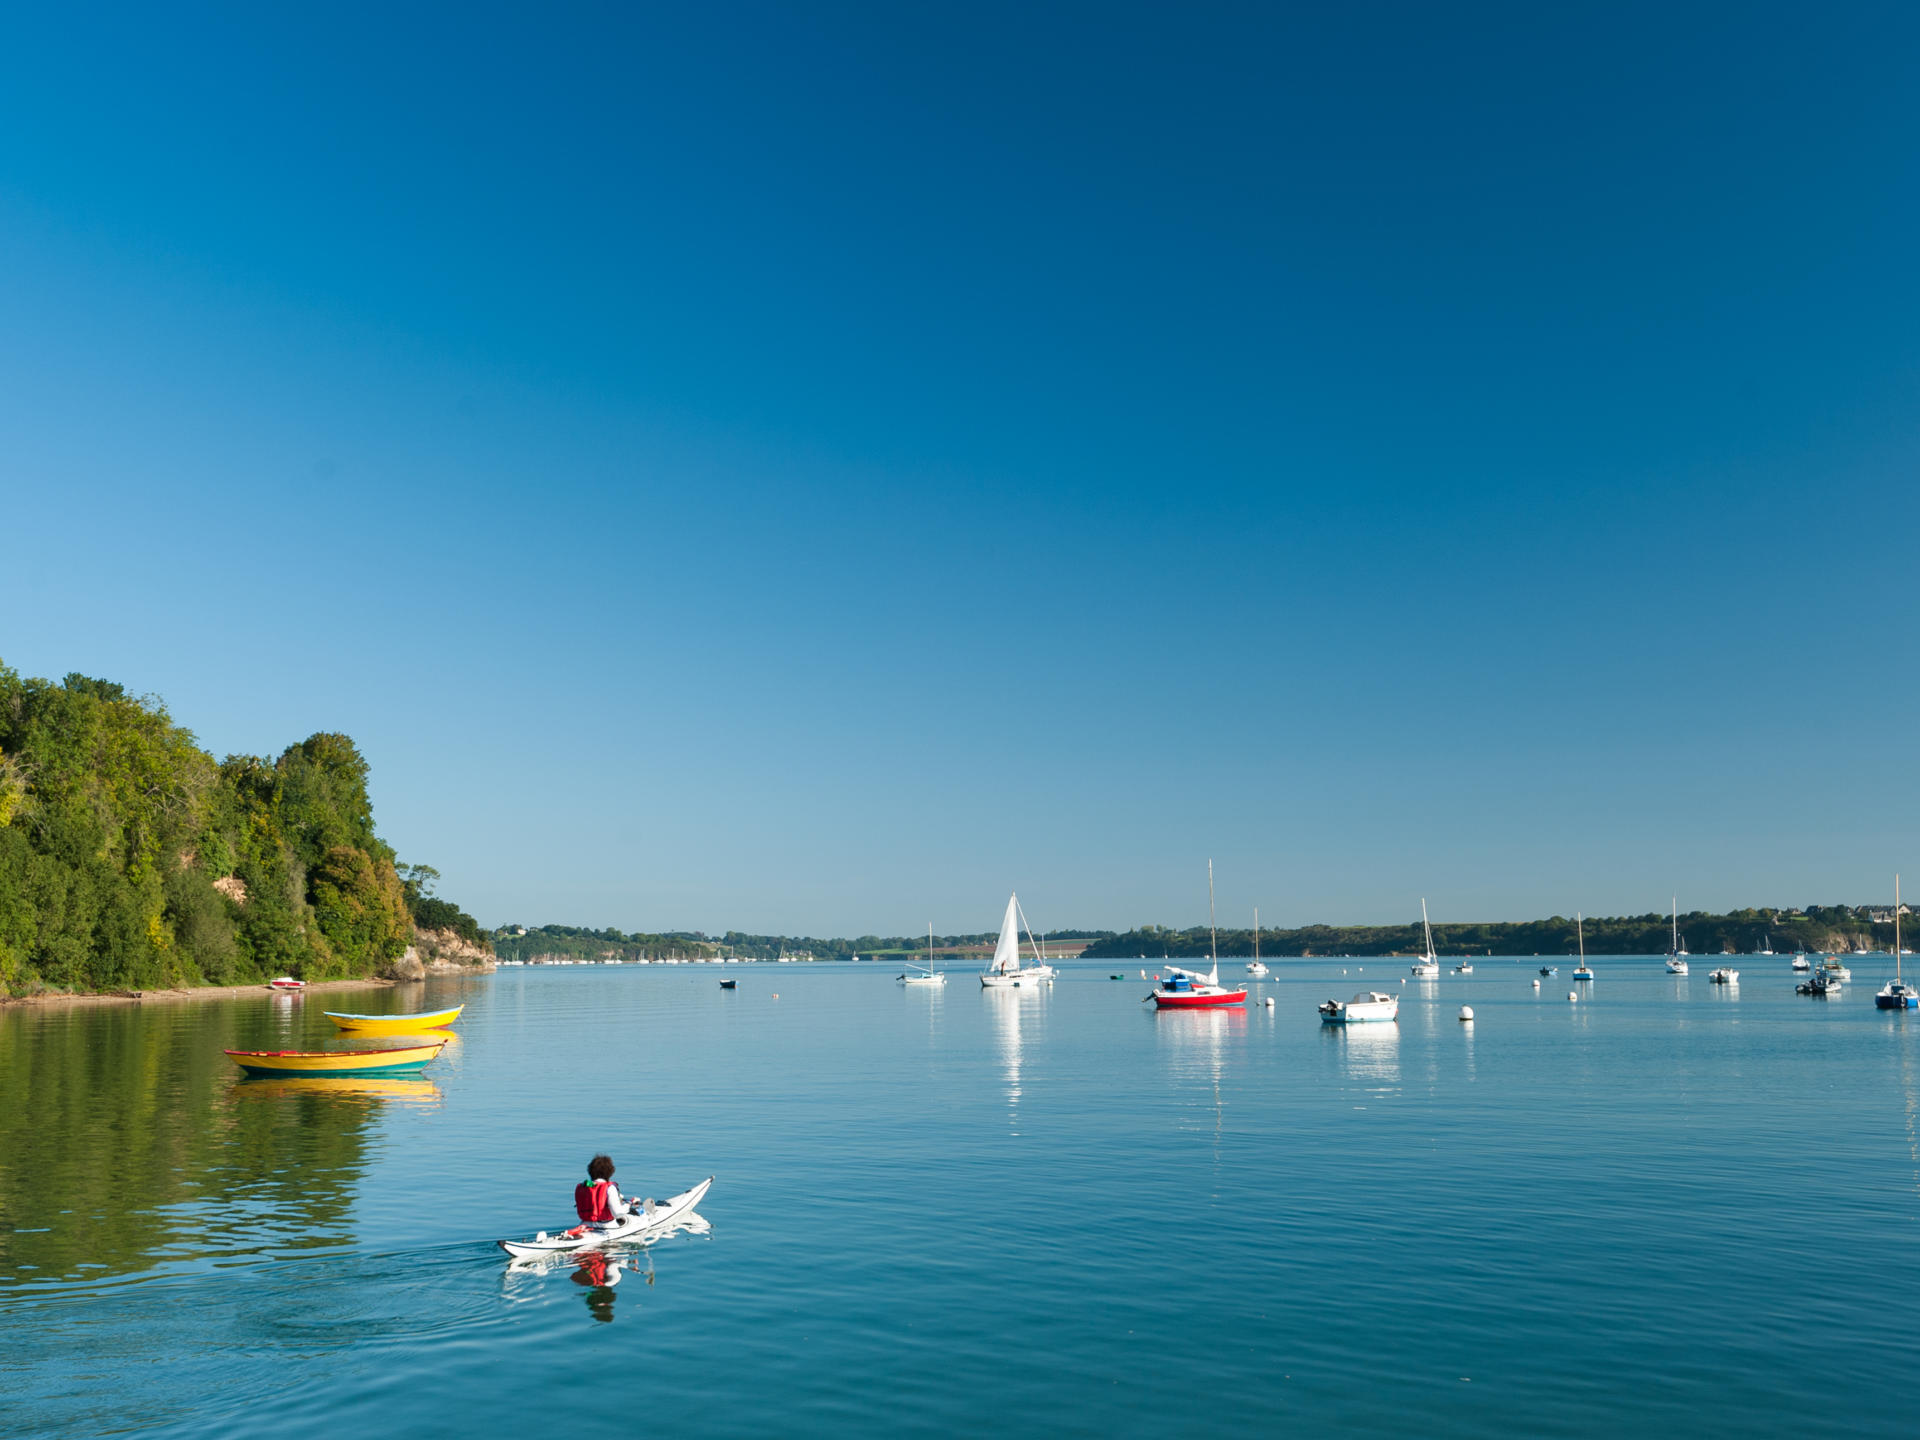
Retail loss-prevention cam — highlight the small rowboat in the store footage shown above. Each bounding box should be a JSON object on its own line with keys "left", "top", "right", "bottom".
{"left": 324, "top": 1005, "right": 465, "bottom": 1035}
{"left": 498, "top": 1177, "right": 714, "bottom": 1260}
{"left": 266, "top": 976, "right": 305, "bottom": 992}
{"left": 224, "top": 1039, "right": 449, "bottom": 1077}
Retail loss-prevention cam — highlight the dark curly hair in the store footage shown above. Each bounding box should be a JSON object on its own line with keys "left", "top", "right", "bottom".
{"left": 587, "top": 1154, "right": 615, "bottom": 1181}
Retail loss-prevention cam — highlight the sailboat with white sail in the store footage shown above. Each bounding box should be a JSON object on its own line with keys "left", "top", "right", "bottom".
{"left": 980, "top": 894, "right": 1054, "bottom": 988}
{"left": 1409, "top": 899, "right": 1440, "bottom": 977}
{"left": 1665, "top": 898, "right": 1690, "bottom": 974}
{"left": 1246, "top": 907, "right": 1268, "bottom": 977}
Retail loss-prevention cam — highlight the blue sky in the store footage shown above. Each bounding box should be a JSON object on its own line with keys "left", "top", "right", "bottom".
{"left": 3, "top": 3, "right": 1917, "bottom": 934}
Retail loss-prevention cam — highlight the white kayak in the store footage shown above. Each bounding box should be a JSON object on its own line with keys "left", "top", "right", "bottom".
{"left": 497, "top": 1177, "right": 714, "bottom": 1259}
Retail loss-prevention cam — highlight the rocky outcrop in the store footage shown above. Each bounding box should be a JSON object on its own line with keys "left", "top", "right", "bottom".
{"left": 410, "top": 925, "right": 497, "bottom": 975}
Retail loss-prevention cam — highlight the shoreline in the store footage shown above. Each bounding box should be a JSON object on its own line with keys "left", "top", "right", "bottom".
{"left": 0, "top": 976, "right": 405, "bottom": 1011}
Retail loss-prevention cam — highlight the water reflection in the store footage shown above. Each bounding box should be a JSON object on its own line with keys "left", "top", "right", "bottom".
{"left": 0, "top": 998, "right": 379, "bottom": 1288}
{"left": 229, "top": 1077, "right": 441, "bottom": 1104}
{"left": 1323, "top": 1020, "right": 1401, "bottom": 1092}
{"left": 985, "top": 986, "right": 1045, "bottom": 1135}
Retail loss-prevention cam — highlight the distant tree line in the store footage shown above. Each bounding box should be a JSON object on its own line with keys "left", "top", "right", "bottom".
{"left": 488, "top": 925, "right": 1119, "bottom": 962}
{"left": 0, "top": 664, "right": 485, "bottom": 995}
{"left": 1081, "top": 909, "right": 1908, "bottom": 959}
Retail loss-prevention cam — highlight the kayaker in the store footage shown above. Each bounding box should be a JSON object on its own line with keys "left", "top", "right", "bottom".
{"left": 575, "top": 1154, "right": 650, "bottom": 1231}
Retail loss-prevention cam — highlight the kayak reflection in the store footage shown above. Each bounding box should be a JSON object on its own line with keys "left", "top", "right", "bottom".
{"left": 570, "top": 1251, "right": 652, "bottom": 1323}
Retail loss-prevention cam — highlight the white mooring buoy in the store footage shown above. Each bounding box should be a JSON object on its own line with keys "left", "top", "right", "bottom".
{"left": 1459, "top": 1006, "right": 1474, "bottom": 1022}
{"left": 1568, "top": 991, "right": 1578, "bottom": 1002}
{"left": 1532, "top": 978, "right": 1541, "bottom": 990}
{"left": 1264, "top": 996, "right": 1275, "bottom": 1008}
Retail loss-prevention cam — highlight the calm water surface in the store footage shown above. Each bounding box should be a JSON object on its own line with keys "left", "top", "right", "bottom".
{"left": 3, "top": 958, "right": 1919, "bottom": 1436}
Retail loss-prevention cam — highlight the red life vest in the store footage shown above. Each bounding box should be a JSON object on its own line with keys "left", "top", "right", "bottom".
{"left": 575, "top": 1179, "right": 612, "bottom": 1223}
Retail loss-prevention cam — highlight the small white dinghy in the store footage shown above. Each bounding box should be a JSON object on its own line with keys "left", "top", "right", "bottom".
{"left": 1320, "top": 991, "right": 1399, "bottom": 1024}
{"left": 498, "top": 1177, "right": 713, "bottom": 1259}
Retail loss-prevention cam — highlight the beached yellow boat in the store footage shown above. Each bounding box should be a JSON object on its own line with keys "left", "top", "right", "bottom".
{"left": 323, "top": 1005, "right": 465, "bottom": 1036}
{"left": 224, "top": 1039, "right": 449, "bottom": 1077}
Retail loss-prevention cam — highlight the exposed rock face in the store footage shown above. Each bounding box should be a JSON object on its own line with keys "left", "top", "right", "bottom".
{"left": 212, "top": 875, "right": 248, "bottom": 905}
{"left": 379, "top": 945, "right": 427, "bottom": 982}
{"left": 411, "top": 926, "right": 497, "bottom": 974}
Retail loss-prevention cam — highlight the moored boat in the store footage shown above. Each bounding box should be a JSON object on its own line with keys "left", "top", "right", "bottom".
{"left": 1665, "top": 897, "right": 1689, "bottom": 972}
{"left": 225, "top": 1038, "right": 449, "bottom": 1077}
{"left": 1320, "top": 991, "right": 1399, "bottom": 1024}
{"left": 1877, "top": 877, "right": 1916, "bottom": 1010}
{"left": 900, "top": 923, "right": 947, "bottom": 985}
{"left": 1791, "top": 953, "right": 1811, "bottom": 971}
{"left": 1709, "top": 967, "right": 1738, "bottom": 984}
{"left": 1819, "top": 955, "right": 1851, "bottom": 984}
{"left": 1572, "top": 912, "right": 1594, "bottom": 980}
{"left": 1150, "top": 964, "right": 1248, "bottom": 1009}
{"left": 266, "top": 976, "right": 305, "bottom": 992}
{"left": 325, "top": 1005, "right": 464, "bottom": 1035}
{"left": 980, "top": 894, "right": 1052, "bottom": 987}
{"left": 1409, "top": 899, "right": 1440, "bottom": 976}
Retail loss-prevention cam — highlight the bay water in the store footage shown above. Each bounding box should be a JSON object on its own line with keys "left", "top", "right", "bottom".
{"left": 3, "top": 958, "right": 1917, "bottom": 1436}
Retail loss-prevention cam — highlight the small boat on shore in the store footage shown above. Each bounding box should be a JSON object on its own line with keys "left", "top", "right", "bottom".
{"left": 225, "top": 1038, "right": 449, "bottom": 1077}
{"left": 325, "top": 1005, "right": 464, "bottom": 1035}
{"left": 1320, "top": 991, "right": 1399, "bottom": 1024}
{"left": 266, "top": 976, "right": 305, "bottom": 992}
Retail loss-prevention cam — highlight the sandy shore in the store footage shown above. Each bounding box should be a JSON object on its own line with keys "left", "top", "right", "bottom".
{"left": 0, "top": 976, "right": 406, "bottom": 1010}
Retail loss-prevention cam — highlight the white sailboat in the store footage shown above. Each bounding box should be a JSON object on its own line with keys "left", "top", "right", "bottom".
{"left": 1573, "top": 913, "right": 1594, "bottom": 981}
{"left": 980, "top": 894, "right": 1054, "bottom": 988}
{"left": 1877, "top": 875, "right": 1919, "bottom": 1010}
{"left": 1409, "top": 899, "right": 1440, "bottom": 977}
{"left": 899, "top": 923, "right": 947, "bottom": 986}
{"left": 1665, "top": 898, "right": 1689, "bottom": 974}
{"left": 1246, "top": 906, "right": 1268, "bottom": 977}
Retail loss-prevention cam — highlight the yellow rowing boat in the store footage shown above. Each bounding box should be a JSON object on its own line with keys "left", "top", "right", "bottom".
{"left": 323, "top": 1005, "right": 465, "bottom": 1035}
{"left": 224, "top": 1039, "right": 449, "bottom": 1076}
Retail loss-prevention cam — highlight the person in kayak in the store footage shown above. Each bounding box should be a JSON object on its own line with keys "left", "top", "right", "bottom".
{"left": 575, "top": 1154, "right": 652, "bottom": 1231}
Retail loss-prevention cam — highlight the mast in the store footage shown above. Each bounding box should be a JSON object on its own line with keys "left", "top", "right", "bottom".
{"left": 1898, "top": 876, "right": 1903, "bottom": 984}
{"left": 1578, "top": 911, "right": 1584, "bottom": 962}
{"left": 1254, "top": 907, "right": 1260, "bottom": 964}
{"left": 1422, "top": 898, "right": 1435, "bottom": 961}
{"left": 1207, "top": 859, "right": 1218, "bottom": 983}
{"left": 1672, "top": 897, "right": 1678, "bottom": 955}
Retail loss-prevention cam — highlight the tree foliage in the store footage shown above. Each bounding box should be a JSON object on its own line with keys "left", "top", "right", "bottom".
{"left": 0, "top": 662, "right": 473, "bottom": 994}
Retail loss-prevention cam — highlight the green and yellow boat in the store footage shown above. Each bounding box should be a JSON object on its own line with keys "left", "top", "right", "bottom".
{"left": 323, "top": 1005, "right": 465, "bottom": 1036}
{"left": 224, "top": 1038, "right": 449, "bottom": 1077}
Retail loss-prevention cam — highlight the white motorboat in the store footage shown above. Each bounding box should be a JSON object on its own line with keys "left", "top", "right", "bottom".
{"left": 1453, "top": 963, "right": 1474, "bottom": 974}
{"left": 1246, "top": 961, "right": 1269, "bottom": 977}
{"left": 1409, "top": 898, "right": 1440, "bottom": 977}
{"left": 1665, "top": 897, "right": 1689, "bottom": 973}
{"left": 899, "top": 924, "right": 947, "bottom": 985}
{"left": 980, "top": 893, "right": 1052, "bottom": 987}
{"left": 1819, "top": 955, "right": 1851, "bottom": 984}
{"left": 1791, "top": 953, "right": 1811, "bottom": 971}
{"left": 1320, "top": 991, "right": 1400, "bottom": 1024}
{"left": 1572, "top": 912, "right": 1594, "bottom": 980}
{"left": 1709, "top": 967, "right": 1738, "bottom": 984}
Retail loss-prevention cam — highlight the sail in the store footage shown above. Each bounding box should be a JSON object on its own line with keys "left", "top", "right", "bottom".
{"left": 990, "top": 894, "right": 1022, "bottom": 974}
